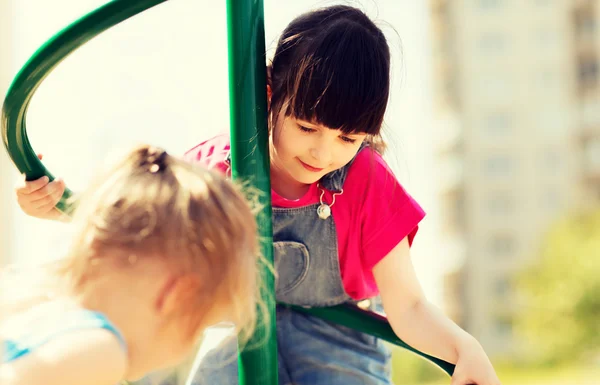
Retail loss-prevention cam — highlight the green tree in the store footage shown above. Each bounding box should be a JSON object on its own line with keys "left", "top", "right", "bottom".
{"left": 515, "top": 209, "right": 600, "bottom": 365}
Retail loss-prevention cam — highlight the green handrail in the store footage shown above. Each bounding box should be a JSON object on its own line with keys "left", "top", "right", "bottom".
{"left": 1, "top": 0, "right": 456, "bottom": 383}
{"left": 225, "top": 0, "right": 278, "bottom": 385}
{"left": 289, "top": 304, "right": 455, "bottom": 376}
{"left": 1, "top": 0, "right": 168, "bottom": 212}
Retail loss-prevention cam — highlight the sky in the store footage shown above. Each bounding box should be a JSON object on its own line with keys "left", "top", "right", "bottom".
{"left": 3, "top": 0, "right": 448, "bottom": 303}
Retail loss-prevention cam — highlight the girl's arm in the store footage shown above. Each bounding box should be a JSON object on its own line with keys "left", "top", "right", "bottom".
{"left": 373, "top": 237, "right": 501, "bottom": 385}
{"left": 0, "top": 329, "right": 127, "bottom": 385}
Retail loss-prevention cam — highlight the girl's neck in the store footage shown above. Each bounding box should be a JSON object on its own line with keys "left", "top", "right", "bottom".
{"left": 270, "top": 167, "right": 312, "bottom": 200}
{"left": 75, "top": 275, "right": 158, "bottom": 380}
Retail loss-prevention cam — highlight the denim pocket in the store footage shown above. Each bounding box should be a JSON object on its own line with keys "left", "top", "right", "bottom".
{"left": 274, "top": 241, "right": 310, "bottom": 295}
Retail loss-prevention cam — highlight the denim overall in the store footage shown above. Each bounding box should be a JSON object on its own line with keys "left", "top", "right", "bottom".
{"left": 191, "top": 148, "right": 391, "bottom": 385}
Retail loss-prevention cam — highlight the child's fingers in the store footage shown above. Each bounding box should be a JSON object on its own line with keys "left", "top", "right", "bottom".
{"left": 15, "top": 177, "right": 66, "bottom": 218}
{"left": 15, "top": 175, "right": 50, "bottom": 195}
{"left": 32, "top": 186, "right": 63, "bottom": 210}
{"left": 28, "top": 178, "right": 65, "bottom": 203}
{"left": 16, "top": 193, "right": 51, "bottom": 216}
{"left": 37, "top": 153, "right": 43, "bottom": 160}
{"left": 34, "top": 198, "right": 62, "bottom": 214}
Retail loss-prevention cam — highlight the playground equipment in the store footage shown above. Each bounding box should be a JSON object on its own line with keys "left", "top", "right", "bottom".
{"left": 1, "top": 1, "right": 456, "bottom": 384}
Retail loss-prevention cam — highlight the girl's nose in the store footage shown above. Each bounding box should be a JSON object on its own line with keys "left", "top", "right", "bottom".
{"left": 309, "top": 146, "right": 332, "bottom": 165}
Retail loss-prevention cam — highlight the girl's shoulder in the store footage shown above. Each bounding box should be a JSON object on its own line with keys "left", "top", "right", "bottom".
{"left": 2, "top": 302, "right": 127, "bottom": 362}
{"left": 1, "top": 327, "right": 126, "bottom": 385}
{"left": 343, "top": 146, "right": 425, "bottom": 227}
{"left": 345, "top": 147, "right": 401, "bottom": 192}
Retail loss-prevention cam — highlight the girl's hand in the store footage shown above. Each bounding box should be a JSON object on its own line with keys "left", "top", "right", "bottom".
{"left": 14, "top": 153, "right": 68, "bottom": 221}
{"left": 451, "top": 338, "right": 501, "bottom": 385}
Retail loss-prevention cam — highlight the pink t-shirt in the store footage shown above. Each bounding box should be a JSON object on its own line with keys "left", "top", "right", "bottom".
{"left": 184, "top": 134, "right": 426, "bottom": 300}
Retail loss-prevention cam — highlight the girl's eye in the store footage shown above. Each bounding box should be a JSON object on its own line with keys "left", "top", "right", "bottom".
{"left": 340, "top": 136, "right": 356, "bottom": 144}
{"left": 299, "top": 125, "right": 315, "bottom": 133}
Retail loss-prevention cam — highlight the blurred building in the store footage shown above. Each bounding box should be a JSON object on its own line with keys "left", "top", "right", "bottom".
{"left": 1, "top": 0, "right": 14, "bottom": 268}
{"left": 574, "top": 0, "right": 600, "bottom": 200}
{"left": 429, "top": 0, "right": 600, "bottom": 357}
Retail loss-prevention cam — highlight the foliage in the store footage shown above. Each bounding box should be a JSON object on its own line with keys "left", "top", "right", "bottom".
{"left": 514, "top": 210, "right": 600, "bottom": 365}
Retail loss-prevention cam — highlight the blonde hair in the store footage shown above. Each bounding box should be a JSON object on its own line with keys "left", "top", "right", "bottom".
{"left": 1, "top": 145, "right": 265, "bottom": 344}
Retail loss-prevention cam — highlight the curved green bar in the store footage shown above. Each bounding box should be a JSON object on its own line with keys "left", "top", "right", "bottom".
{"left": 289, "top": 304, "right": 456, "bottom": 376}
{"left": 1, "top": 0, "right": 168, "bottom": 212}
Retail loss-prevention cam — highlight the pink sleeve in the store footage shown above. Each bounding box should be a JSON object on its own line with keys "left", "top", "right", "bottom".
{"left": 183, "top": 133, "right": 231, "bottom": 176}
{"left": 356, "top": 151, "right": 426, "bottom": 271}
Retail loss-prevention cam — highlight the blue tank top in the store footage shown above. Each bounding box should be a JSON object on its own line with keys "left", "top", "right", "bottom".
{"left": 2, "top": 310, "right": 127, "bottom": 363}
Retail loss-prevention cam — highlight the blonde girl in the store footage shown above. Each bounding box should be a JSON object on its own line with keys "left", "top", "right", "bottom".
{"left": 1, "top": 145, "right": 263, "bottom": 385}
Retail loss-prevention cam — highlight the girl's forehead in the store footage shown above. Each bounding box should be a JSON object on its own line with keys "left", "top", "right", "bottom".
{"left": 293, "top": 117, "right": 368, "bottom": 136}
{"left": 294, "top": 118, "right": 325, "bottom": 128}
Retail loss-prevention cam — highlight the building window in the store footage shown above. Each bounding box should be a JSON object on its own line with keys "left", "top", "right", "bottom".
{"left": 455, "top": 193, "right": 466, "bottom": 229}
{"left": 484, "top": 155, "right": 513, "bottom": 177}
{"left": 489, "top": 234, "right": 516, "bottom": 256}
{"left": 494, "top": 277, "right": 511, "bottom": 298}
{"left": 581, "top": 98, "right": 600, "bottom": 127}
{"left": 478, "top": 0, "right": 502, "bottom": 9}
{"left": 487, "top": 193, "right": 514, "bottom": 215}
{"left": 537, "top": 107, "right": 570, "bottom": 139}
{"left": 577, "top": 17, "right": 596, "bottom": 40}
{"left": 584, "top": 138, "right": 600, "bottom": 173}
{"left": 574, "top": 6, "right": 597, "bottom": 41}
{"left": 578, "top": 58, "right": 598, "bottom": 88}
{"left": 537, "top": 69, "right": 557, "bottom": 90}
{"left": 543, "top": 150, "right": 563, "bottom": 174}
{"left": 536, "top": 27, "right": 559, "bottom": 50}
{"left": 478, "top": 32, "right": 506, "bottom": 55}
{"left": 445, "top": 77, "right": 458, "bottom": 107}
{"left": 543, "top": 189, "right": 562, "bottom": 211}
{"left": 485, "top": 113, "right": 512, "bottom": 136}
{"left": 477, "top": 76, "right": 512, "bottom": 102}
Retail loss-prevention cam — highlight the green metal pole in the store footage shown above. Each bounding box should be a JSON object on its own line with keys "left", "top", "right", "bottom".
{"left": 225, "top": 1, "right": 277, "bottom": 385}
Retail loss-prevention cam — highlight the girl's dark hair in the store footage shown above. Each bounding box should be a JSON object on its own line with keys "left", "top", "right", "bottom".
{"left": 268, "top": 5, "right": 390, "bottom": 151}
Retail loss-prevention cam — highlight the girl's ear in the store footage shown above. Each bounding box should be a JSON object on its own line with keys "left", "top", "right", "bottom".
{"left": 266, "top": 64, "right": 273, "bottom": 109}
{"left": 155, "top": 274, "right": 202, "bottom": 316}
{"left": 266, "top": 84, "right": 273, "bottom": 108}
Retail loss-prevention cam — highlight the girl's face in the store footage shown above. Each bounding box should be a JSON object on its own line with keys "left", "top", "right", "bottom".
{"left": 271, "top": 116, "right": 366, "bottom": 187}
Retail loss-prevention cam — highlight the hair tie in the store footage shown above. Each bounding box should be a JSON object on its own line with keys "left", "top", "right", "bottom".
{"left": 143, "top": 146, "right": 168, "bottom": 173}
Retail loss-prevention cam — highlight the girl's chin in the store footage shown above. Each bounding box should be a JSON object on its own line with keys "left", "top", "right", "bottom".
{"left": 293, "top": 175, "right": 322, "bottom": 185}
